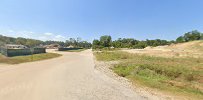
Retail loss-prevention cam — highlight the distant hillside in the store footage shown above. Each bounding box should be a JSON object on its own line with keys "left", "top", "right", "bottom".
{"left": 0, "top": 35, "right": 43, "bottom": 47}
{"left": 0, "top": 35, "right": 92, "bottom": 48}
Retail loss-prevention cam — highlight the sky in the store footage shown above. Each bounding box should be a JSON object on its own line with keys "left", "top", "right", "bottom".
{"left": 0, "top": 0, "right": 203, "bottom": 42}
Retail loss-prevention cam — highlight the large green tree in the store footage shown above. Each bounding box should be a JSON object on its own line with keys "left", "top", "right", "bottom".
{"left": 176, "top": 36, "right": 185, "bottom": 43}
{"left": 92, "top": 39, "right": 100, "bottom": 49}
{"left": 100, "top": 35, "right": 112, "bottom": 47}
{"left": 183, "top": 30, "right": 201, "bottom": 42}
{"left": 176, "top": 30, "right": 203, "bottom": 43}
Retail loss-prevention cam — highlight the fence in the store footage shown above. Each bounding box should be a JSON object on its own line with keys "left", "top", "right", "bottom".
{"left": 33, "top": 48, "right": 46, "bottom": 54}
{"left": 0, "top": 48, "right": 46, "bottom": 57}
{"left": 58, "top": 48, "right": 83, "bottom": 51}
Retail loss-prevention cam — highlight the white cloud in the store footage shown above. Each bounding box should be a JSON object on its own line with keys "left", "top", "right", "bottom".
{"left": 55, "top": 35, "right": 62, "bottom": 38}
{"left": 54, "top": 35, "right": 65, "bottom": 41}
{"left": 8, "top": 30, "right": 14, "bottom": 33}
{"left": 44, "top": 32, "right": 53, "bottom": 36}
{"left": 38, "top": 33, "right": 66, "bottom": 41}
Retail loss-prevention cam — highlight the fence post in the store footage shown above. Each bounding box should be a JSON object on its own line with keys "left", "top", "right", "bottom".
{"left": 6, "top": 46, "right": 8, "bottom": 57}
{"left": 31, "top": 48, "right": 34, "bottom": 61}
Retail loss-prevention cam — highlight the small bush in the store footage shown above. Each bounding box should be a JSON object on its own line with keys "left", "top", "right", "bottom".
{"left": 184, "top": 73, "right": 196, "bottom": 81}
{"left": 113, "top": 65, "right": 135, "bottom": 77}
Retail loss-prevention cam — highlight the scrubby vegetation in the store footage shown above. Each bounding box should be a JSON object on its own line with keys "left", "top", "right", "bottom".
{"left": 92, "top": 35, "right": 172, "bottom": 49}
{"left": 0, "top": 53, "right": 62, "bottom": 64}
{"left": 94, "top": 51, "right": 203, "bottom": 98}
{"left": 176, "top": 30, "right": 203, "bottom": 43}
{"left": 92, "top": 30, "right": 203, "bottom": 49}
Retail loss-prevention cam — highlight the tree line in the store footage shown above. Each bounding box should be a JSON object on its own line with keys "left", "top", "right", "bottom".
{"left": 176, "top": 30, "right": 203, "bottom": 43}
{"left": 0, "top": 35, "right": 91, "bottom": 48}
{"left": 1, "top": 30, "right": 203, "bottom": 49}
{"left": 0, "top": 35, "right": 43, "bottom": 48}
{"left": 92, "top": 36, "right": 172, "bottom": 49}
{"left": 93, "top": 30, "right": 203, "bottom": 49}
{"left": 43, "top": 38, "right": 92, "bottom": 48}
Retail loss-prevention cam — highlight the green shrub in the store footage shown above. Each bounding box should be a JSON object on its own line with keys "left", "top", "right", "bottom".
{"left": 113, "top": 65, "right": 135, "bottom": 77}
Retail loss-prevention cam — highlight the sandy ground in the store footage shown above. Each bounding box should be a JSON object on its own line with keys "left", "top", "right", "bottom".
{"left": 123, "top": 41, "right": 203, "bottom": 58}
{"left": 0, "top": 49, "right": 166, "bottom": 100}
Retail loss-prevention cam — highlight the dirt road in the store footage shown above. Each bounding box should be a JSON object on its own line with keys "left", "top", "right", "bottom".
{"left": 0, "top": 50, "right": 158, "bottom": 100}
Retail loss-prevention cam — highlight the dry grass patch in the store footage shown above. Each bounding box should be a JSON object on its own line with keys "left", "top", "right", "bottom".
{"left": 0, "top": 53, "right": 62, "bottom": 64}
{"left": 62, "top": 49, "right": 87, "bottom": 52}
{"left": 94, "top": 50, "right": 203, "bottom": 99}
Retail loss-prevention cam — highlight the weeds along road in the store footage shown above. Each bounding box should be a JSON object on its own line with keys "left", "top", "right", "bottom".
{"left": 0, "top": 49, "right": 154, "bottom": 100}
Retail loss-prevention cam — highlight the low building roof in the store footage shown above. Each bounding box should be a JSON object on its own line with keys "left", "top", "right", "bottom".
{"left": 5, "top": 44, "right": 24, "bottom": 46}
{"left": 4, "top": 44, "right": 28, "bottom": 48}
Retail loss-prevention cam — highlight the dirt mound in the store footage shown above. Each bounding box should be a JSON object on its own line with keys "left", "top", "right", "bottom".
{"left": 123, "top": 40, "right": 203, "bottom": 58}
{"left": 162, "top": 40, "right": 203, "bottom": 52}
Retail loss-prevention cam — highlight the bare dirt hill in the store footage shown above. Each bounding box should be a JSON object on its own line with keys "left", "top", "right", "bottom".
{"left": 123, "top": 40, "right": 203, "bottom": 58}
{"left": 155, "top": 40, "right": 203, "bottom": 52}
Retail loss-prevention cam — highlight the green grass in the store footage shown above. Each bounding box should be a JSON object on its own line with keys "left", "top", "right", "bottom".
{"left": 94, "top": 51, "right": 203, "bottom": 99}
{"left": 0, "top": 53, "right": 62, "bottom": 64}
{"left": 62, "top": 49, "right": 87, "bottom": 52}
{"left": 94, "top": 51, "right": 134, "bottom": 61}
{"left": 93, "top": 47, "right": 121, "bottom": 51}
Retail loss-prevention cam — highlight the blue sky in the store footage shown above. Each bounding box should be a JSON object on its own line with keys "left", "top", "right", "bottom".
{"left": 0, "top": 0, "right": 203, "bottom": 42}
